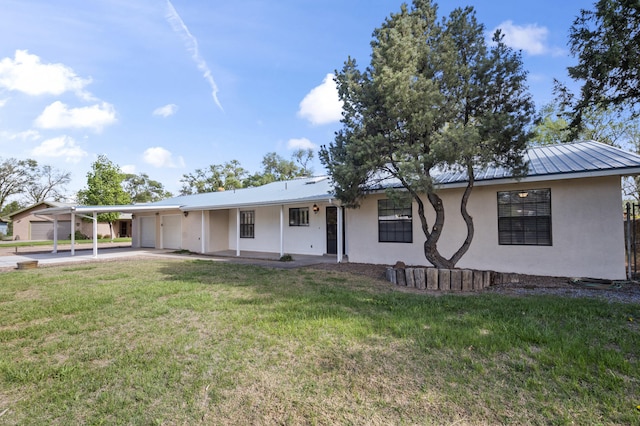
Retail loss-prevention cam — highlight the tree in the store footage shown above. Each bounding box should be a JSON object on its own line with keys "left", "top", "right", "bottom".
{"left": 557, "top": 0, "right": 640, "bottom": 134}
{"left": 180, "top": 160, "right": 247, "bottom": 195}
{"left": 531, "top": 102, "right": 630, "bottom": 147}
{"left": 123, "top": 173, "right": 173, "bottom": 203}
{"left": 320, "top": 0, "right": 534, "bottom": 269}
{"left": 0, "top": 157, "right": 38, "bottom": 211}
{"left": 77, "top": 155, "right": 131, "bottom": 239}
{"left": 25, "top": 165, "right": 72, "bottom": 204}
{"left": 243, "top": 150, "right": 314, "bottom": 187}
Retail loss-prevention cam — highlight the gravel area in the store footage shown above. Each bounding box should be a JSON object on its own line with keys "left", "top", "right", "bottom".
{"left": 307, "top": 262, "right": 640, "bottom": 304}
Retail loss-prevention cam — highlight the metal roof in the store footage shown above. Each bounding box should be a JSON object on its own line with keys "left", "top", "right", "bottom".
{"left": 373, "top": 140, "right": 640, "bottom": 190}
{"left": 33, "top": 141, "right": 640, "bottom": 216}
{"left": 153, "top": 176, "right": 335, "bottom": 211}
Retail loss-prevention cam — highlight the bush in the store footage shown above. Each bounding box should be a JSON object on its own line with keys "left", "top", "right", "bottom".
{"left": 279, "top": 254, "right": 294, "bottom": 262}
{"left": 69, "top": 231, "right": 89, "bottom": 240}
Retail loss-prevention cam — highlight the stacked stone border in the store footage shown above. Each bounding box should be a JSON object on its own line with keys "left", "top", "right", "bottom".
{"left": 386, "top": 266, "right": 519, "bottom": 291}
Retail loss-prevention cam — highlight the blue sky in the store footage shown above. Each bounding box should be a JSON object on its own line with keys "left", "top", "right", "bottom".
{"left": 0, "top": 0, "right": 592, "bottom": 199}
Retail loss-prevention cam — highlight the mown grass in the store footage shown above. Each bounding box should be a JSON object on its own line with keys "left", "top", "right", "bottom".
{"left": 0, "top": 259, "right": 639, "bottom": 425}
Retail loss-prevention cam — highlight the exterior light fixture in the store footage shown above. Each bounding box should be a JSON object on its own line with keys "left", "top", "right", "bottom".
{"left": 313, "top": 204, "right": 320, "bottom": 214}
{"left": 518, "top": 191, "right": 529, "bottom": 198}
{"left": 183, "top": 211, "right": 189, "bottom": 217}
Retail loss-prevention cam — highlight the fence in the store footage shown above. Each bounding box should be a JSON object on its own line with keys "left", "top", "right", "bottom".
{"left": 625, "top": 202, "right": 639, "bottom": 279}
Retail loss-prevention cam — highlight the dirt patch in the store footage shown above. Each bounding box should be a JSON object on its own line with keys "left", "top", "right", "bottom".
{"left": 308, "top": 262, "right": 640, "bottom": 304}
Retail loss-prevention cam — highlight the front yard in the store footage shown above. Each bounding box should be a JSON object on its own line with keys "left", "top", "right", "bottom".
{"left": 0, "top": 258, "right": 639, "bottom": 424}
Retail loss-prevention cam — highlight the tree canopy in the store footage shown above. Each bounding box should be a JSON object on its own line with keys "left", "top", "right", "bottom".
{"left": 25, "top": 165, "right": 71, "bottom": 204}
{"left": 179, "top": 160, "right": 248, "bottom": 195}
{"left": 123, "top": 173, "right": 173, "bottom": 203}
{"left": 557, "top": 0, "right": 640, "bottom": 133}
{"left": 77, "top": 155, "right": 131, "bottom": 238}
{"left": 320, "top": 0, "right": 534, "bottom": 268}
{"left": 0, "top": 157, "right": 38, "bottom": 211}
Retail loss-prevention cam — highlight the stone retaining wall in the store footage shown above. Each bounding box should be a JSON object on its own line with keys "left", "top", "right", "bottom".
{"left": 386, "top": 267, "right": 519, "bottom": 291}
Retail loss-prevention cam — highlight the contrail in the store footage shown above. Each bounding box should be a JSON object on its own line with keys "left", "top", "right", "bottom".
{"left": 165, "top": 0, "right": 223, "bottom": 111}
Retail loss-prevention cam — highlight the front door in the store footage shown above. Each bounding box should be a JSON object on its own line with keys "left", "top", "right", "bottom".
{"left": 326, "top": 206, "right": 337, "bottom": 254}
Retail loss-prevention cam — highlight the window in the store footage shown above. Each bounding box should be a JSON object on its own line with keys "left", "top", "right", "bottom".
{"left": 497, "top": 189, "right": 551, "bottom": 246}
{"left": 378, "top": 198, "right": 412, "bottom": 243}
{"left": 289, "top": 207, "right": 309, "bottom": 226}
{"left": 240, "top": 210, "right": 254, "bottom": 238}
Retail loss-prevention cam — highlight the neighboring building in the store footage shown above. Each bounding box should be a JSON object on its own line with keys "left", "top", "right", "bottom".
{"left": 8, "top": 201, "right": 131, "bottom": 241}
{"left": 35, "top": 141, "right": 640, "bottom": 279}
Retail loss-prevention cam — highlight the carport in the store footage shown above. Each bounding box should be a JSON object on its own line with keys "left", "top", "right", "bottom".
{"left": 35, "top": 204, "right": 181, "bottom": 258}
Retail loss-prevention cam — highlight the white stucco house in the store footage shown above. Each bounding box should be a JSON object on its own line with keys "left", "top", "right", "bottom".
{"left": 38, "top": 141, "right": 640, "bottom": 279}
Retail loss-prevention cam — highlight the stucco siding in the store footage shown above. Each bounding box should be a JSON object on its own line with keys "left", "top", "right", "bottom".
{"left": 345, "top": 176, "right": 625, "bottom": 279}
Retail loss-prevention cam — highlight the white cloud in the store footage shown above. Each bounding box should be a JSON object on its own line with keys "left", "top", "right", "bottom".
{"left": 0, "top": 50, "right": 93, "bottom": 99}
{"left": 143, "top": 146, "right": 184, "bottom": 168}
{"left": 153, "top": 103, "right": 178, "bottom": 117}
{"left": 165, "top": 1, "right": 223, "bottom": 111}
{"left": 287, "top": 137, "right": 316, "bottom": 150}
{"left": 1, "top": 129, "right": 41, "bottom": 141}
{"left": 30, "top": 135, "right": 88, "bottom": 163}
{"left": 298, "top": 73, "right": 343, "bottom": 125}
{"left": 34, "top": 101, "right": 117, "bottom": 132}
{"left": 121, "top": 164, "right": 137, "bottom": 174}
{"left": 0, "top": 98, "right": 8, "bottom": 107}
{"left": 492, "top": 21, "right": 556, "bottom": 56}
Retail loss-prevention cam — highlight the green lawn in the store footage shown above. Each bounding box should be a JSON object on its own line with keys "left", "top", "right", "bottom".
{"left": 0, "top": 259, "right": 639, "bottom": 425}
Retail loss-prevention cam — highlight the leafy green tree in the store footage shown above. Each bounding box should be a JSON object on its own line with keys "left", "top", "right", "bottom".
{"left": 557, "top": 0, "right": 640, "bottom": 135}
{"left": 25, "top": 165, "right": 72, "bottom": 203}
{"left": 320, "top": 0, "right": 534, "bottom": 269}
{"left": 531, "top": 103, "right": 630, "bottom": 147}
{"left": 180, "top": 160, "right": 247, "bottom": 195}
{"left": 0, "top": 157, "right": 38, "bottom": 211}
{"left": 123, "top": 173, "right": 172, "bottom": 203}
{"left": 77, "top": 155, "right": 131, "bottom": 239}
{"left": 243, "top": 150, "right": 314, "bottom": 187}
{"left": 1, "top": 200, "right": 23, "bottom": 236}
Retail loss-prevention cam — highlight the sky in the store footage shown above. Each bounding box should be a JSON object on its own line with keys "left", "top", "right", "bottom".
{"left": 0, "top": 0, "right": 594, "bottom": 200}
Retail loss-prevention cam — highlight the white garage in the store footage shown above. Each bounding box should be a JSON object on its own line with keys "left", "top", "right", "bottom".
{"left": 139, "top": 216, "right": 156, "bottom": 248}
{"left": 161, "top": 214, "right": 182, "bottom": 249}
{"left": 30, "top": 221, "right": 72, "bottom": 241}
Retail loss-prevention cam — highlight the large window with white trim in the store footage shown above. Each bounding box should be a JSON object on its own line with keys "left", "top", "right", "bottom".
{"left": 289, "top": 207, "right": 309, "bottom": 226}
{"left": 497, "top": 189, "right": 551, "bottom": 245}
{"left": 378, "top": 198, "right": 413, "bottom": 243}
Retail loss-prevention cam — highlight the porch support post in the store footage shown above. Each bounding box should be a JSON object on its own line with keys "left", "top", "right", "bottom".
{"left": 201, "top": 210, "right": 205, "bottom": 254}
{"left": 92, "top": 211, "right": 98, "bottom": 258}
{"left": 337, "top": 206, "right": 343, "bottom": 263}
{"left": 70, "top": 212, "right": 75, "bottom": 256}
{"left": 280, "top": 205, "right": 285, "bottom": 257}
{"left": 52, "top": 216, "right": 58, "bottom": 253}
{"left": 236, "top": 208, "right": 240, "bottom": 257}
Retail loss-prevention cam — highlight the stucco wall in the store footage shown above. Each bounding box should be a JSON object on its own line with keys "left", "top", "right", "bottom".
{"left": 345, "top": 176, "right": 626, "bottom": 279}
{"left": 225, "top": 204, "right": 328, "bottom": 255}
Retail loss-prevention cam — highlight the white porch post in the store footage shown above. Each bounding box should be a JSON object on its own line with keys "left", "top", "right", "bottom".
{"left": 280, "top": 205, "right": 284, "bottom": 257}
{"left": 201, "top": 210, "right": 205, "bottom": 254}
{"left": 52, "top": 216, "right": 58, "bottom": 253}
{"left": 92, "top": 212, "right": 98, "bottom": 258}
{"left": 70, "top": 212, "right": 75, "bottom": 256}
{"left": 236, "top": 208, "right": 240, "bottom": 257}
{"left": 337, "top": 206, "right": 343, "bottom": 263}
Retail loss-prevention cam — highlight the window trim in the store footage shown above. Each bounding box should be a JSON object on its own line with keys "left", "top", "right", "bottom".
{"left": 239, "top": 210, "right": 255, "bottom": 238}
{"left": 497, "top": 188, "right": 552, "bottom": 246}
{"left": 289, "top": 207, "right": 309, "bottom": 227}
{"left": 378, "top": 198, "right": 413, "bottom": 243}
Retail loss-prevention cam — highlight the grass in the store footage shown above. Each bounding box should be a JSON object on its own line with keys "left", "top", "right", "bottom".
{"left": 0, "top": 259, "right": 639, "bottom": 425}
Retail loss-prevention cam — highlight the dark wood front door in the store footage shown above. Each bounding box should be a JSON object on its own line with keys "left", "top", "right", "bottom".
{"left": 326, "top": 206, "right": 337, "bottom": 255}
